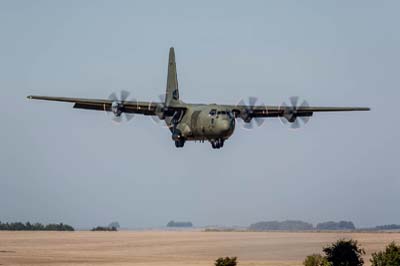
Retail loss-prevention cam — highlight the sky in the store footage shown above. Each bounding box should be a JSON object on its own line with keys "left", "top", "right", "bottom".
{"left": 0, "top": 0, "right": 399, "bottom": 229}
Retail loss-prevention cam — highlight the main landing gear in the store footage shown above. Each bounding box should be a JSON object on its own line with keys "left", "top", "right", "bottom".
{"left": 173, "top": 138, "right": 225, "bottom": 149}
{"left": 175, "top": 138, "right": 185, "bottom": 148}
{"left": 211, "top": 139, "right": 224, "bottom": 149}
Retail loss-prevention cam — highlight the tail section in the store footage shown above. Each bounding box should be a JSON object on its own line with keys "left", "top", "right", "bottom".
{"left": 165, "top": 47, "right": 180, "bottom": 106}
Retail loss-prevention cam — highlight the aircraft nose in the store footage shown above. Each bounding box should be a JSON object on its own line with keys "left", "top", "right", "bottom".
{"left": 220, "top": 119, "right": 233, "bottom": 134}
{"left": 220, "top": 120, "right": 230, "bottom": 131}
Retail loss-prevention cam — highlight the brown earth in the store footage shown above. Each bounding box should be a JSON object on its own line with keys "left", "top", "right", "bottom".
{"left": 0, "top": 231, "right": 399, "bottom": 266}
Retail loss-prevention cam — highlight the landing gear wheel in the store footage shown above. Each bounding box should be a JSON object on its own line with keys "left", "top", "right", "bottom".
{"left": 219, "top": 139, "right": 224, "bottom": 148}
{"left": 211, "top": 141, "right": 217, "bottom": 149}
{"left": 211, "top": 139, "right": 224, "bottom": 149}
{"left": 174, "top": 138, "right": 185, "bottom": 148}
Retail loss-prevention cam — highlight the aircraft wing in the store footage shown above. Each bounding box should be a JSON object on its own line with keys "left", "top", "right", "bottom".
{"left": 224, "top": 100, "right": 370, "bottom": 122}
{"left": 27, "top": 95, "right": 184, "bottom": 116}
{"left": 231, "top": 105, "right": 370, "bottom": 117}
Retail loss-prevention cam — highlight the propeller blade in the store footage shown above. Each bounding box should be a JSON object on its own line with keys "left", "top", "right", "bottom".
{"left": 108, "top": 92, "right": 118, "bottom": 101}
{"left": 124, "top": 113, "right": 134, "bottom": 121}
{"left": 236, "top": 97, "right": 266, "bottom": 130}
{"left": 254, "top": 117, "right": 264, "bottom": 127}
{"left": 279, "top": 97, "right": 311, "bottom": 129}
{"left": 280, "top": 102, "right": 288, "bottom": 111}
{"left": 149, "top": 94, "right": 169, "bottom": 128}
{"left": 291, "top": 119, "right": 301, "bottom": 129}
{"left": 244, "top": 122, "right": 254, "bottom": 129}
{"left": 281, "top": 118, "right": 289, "bottom": 125}
{"left": 300, "top": 99, "right": 309, "bottom": 108}
{"left": 298, "top": 99, "right": 310, "bottom": 125}
{"left": 106, "top": 91, "right": 136, "bottom": 124}
{"left": 279, "top": 102, "right": 289, "bottom": 124}
{"left": 249, "top": 96, "right": 257, "bottom": 107}
{"left": 237, "top": 96, "right": 266, "bottom": 130}
{"left": 112, "top": 116, "right": 122, "bottom": 123}
{"left": 120, "top": 90, "right": 130, "bottom": 102}
{"left": 290, "top": 96, "right": 299, "bottom": 108}
{"left": 299, "top": 116, "right": 310, "bottom": 124}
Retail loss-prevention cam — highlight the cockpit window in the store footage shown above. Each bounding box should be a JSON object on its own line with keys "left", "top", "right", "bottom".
{"left": 211, "top": 110, "right": 233, "bottom": 117}
{"left": 217, "top": 110, "right": 233, "bottom": 117}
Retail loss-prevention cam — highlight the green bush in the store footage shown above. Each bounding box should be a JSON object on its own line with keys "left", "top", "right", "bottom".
{"left": 215, "top": 257, "right": 237, "bottom": 266}
{"left": 323, "top": 239, "right": 365, "bottom": 266}
{"left": 0, "top": 221, "right": 74, "bottom": 231}
{"left": 371, "top": 242, "right": 400, "bottom": 266}
{"left": 303, "top": 254, "right": 331, "bottom": 266}
{"left": 91, "top": 226, "right": 117, "bottom": 231}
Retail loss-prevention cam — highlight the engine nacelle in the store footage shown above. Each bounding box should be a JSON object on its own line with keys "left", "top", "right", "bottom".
{"left": 284, "top": 111, "right": 313, "bottom": 123}
{"left": 111, "top": 101, "right": 123, "bottom": 117}
{"left": 240, "top": 110, "right": 253, "bottom": 123}
{"left": 155, "top": 104, "right": 166, "bottom": 120}
{"left": 284, "top": 112, "right": 297, "bottom": 123}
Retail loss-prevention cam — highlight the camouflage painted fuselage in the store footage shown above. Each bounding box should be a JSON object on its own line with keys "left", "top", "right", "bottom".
{"left": 168, "top": 104, "right": 235, "bottom": 142}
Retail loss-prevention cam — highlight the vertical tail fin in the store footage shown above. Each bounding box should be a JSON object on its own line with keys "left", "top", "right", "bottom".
{"left": 165, "top": 47, "right": 180, "bottom": 106}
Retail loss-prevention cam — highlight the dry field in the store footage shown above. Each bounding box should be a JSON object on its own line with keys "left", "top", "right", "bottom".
{"left": 1, "top": 231, "right": 400, "bottom": 266}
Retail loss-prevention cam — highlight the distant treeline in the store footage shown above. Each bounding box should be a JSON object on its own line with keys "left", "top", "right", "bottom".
{"left": 316, "top": 221, "right": 356, "bottom": 230}
{"left": 249, "top": 220, "right": 356, "bottom": 231}
{"left": 249, "top": 220, "right": 400, "bottom": 231}
{"left": 374, "top": 224, "right": 400, "bottom": 230}
{"left": 249, "top": 220, "right": 314, "bottom": 231}
{"left": 167, "top": 220, "right": 193, "bottom": 227}
{"left": 0, "top": 221, "right": 74, "bottom": 231}
{"left": 91, "top": 226, "right": 118, "bottom": 231}
{"left": 90, "top": 221, "right": 120, "bottom": 231}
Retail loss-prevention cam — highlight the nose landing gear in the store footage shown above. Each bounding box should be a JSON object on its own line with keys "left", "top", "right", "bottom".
{"left": 211, "top": 139, "right": 224, "bottom": 149}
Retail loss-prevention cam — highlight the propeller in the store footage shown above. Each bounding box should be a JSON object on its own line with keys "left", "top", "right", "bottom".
{"left": 279, "top": 96, "right": 310, "bottom": 129}
{"left": 107, "top": 90, "right": 136, "bottom": 123}
{"left": 149, "top": 94, "right": 183, "bottom": 129}
{"left": 149, "top": 94, "right": 169, "bottom": 127}
{"left": 237, "top": 96, "right": 266, "bottom": 130}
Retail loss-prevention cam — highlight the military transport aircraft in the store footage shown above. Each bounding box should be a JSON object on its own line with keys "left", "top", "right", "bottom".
{"left": 28, "top": 47, "right": 370, "bottom": 149}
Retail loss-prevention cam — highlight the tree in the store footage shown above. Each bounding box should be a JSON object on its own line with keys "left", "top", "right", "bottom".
{"left": 108, "top": 222, "right": 120, "bottom": 229}
{"left": 0, "top": 221, "right": 73, "bottom": 231}
{"left": 316, "top": 221, "right": 356, "bottom": 231}
{"left": 323, "top": 239, "right": 365, "bottom": 266}
{"left": 303, "top": 254, "right": 331, "bottom": 266}
{"left": 374, "top": 225, "right": 400, "bottom": 230}
{"left": 166, "top": 221, "right": 193, "bottom": 227}
{"left": 249, "top": 220, "right": 313, "bottom": 231}
{"left": 32, "top": 223, "right": 45, "bottom": 230}
{"left": 25, "top": 222, "right": 32, "bottom": 231}
{"left": 91, "top": 226, "right": 117, "bottom": 231}
{"left": 371, "top": 242, "right": 400, "bottom": 266}
{"left": 215, "top": 257, "right": 237, "bottom": 266}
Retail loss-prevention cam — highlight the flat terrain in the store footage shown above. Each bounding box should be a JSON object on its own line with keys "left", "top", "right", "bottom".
{"left": 1, "top": 231, "right": 400, "bottom": 266}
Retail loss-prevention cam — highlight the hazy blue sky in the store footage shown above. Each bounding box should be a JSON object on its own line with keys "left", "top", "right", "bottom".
{"left": 0, "top": 1, "right": 399, "bottom": 229}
